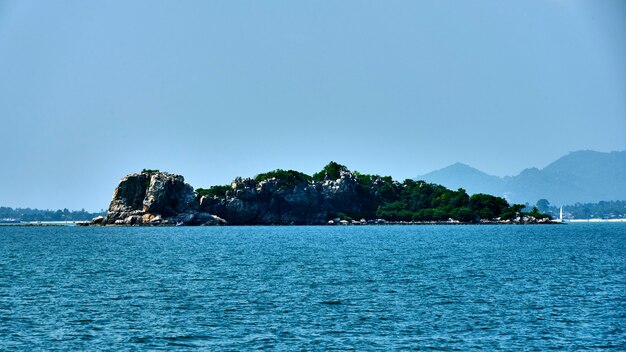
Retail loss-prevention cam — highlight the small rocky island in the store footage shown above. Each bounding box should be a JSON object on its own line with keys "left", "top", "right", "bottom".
{"left": 94, "top": 162, "right": 553, "bottom": 226}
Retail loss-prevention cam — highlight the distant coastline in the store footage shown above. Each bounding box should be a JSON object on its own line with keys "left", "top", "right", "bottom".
{"left": 4, "top": 220, "right": 560, "bottom": 227}
{"left": 567, "top": 218, "right": 626, "bottom": 223}
{"left": 8, "top": 219, "right": 626, "bottom": 227}
{"left": 0, "top": 207, "right": 104, "bottom": 223}
{"left": 8, "top": 216, "right": 626, "bottom": 227}
{"left": 7, "top": 157, "right": 626, "bottom": 227}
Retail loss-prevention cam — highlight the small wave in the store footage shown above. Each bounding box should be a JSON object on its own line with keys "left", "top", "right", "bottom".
{"left": 128, "top": 336, "right": 149, "bottom": 343}
{"left": 167, "top": 341, "right": 197, "bottom": 348}
{"left": 162, "top": 335, "right": 201, "bottom": 341}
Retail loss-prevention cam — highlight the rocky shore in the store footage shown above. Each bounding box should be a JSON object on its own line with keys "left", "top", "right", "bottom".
{"left": 96, "top": 172, "right": 225, "bottom": 226}
{"left": 94, "top": 167, "right": 556, "bottom": 226}
{"left": 97, "top": 169, "right": 380, "bottom": 226}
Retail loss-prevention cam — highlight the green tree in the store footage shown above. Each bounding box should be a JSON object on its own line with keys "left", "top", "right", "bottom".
{"left": 536, "top": 199, "right": 550, "bottom": 213}
{"left": 527, "top": 206, "right": 551, "bottom": 220}
{"left": 500, "top": 204, "right": 525, "bottom": 220}
{"left": 196, "top": 185, "right": 231, "bottom": 199}
{"left": 451, "top": 207, "right": 475, "bottom": 222}
{"left": 254, "top": 169, "right": 312, "bottom": 187}
{"left": 469, "top": 193, "right": 509, "bottom": 220}
{"left": 312, "top": 161, "right": 348, "bottom": 181}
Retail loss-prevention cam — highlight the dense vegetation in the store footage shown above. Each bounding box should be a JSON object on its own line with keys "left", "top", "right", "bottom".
{"left": 372, "top": 183, "right": 530, "bottom": 222}
{"left": 254, "top": 169, "right": 312, "bottom": 187}
{"left": 196, "top": 185, "right": 231, "bottom": 199}
{"left": 197, "top": 162, "right": 551, "bottom": 222}
{"left": 320, "top": 162, "right": 548, "bottom": 222}
{"left": 0, "top": 207, "right": 105, "bottom": 222}
{"left": 312, "top": 161, "right": 348, "bottom": 181}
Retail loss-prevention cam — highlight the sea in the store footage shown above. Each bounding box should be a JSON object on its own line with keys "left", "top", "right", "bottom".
{"left": 0, "top": 223, "right": 624, "bottom": 351}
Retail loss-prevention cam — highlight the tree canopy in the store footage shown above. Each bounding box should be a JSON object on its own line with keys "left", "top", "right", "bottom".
{"left": 312, "top": 161, "right": 349, "bottom": 181}
{"left": 195, "top": 162, "right": 550, "bottom": 222}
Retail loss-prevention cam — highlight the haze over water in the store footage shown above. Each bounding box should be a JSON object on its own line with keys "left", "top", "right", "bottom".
{"left": 1, "top": 223, "right": 624, "bottom": 350}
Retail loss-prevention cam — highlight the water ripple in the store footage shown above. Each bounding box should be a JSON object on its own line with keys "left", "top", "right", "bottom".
{"left": 0, "top": 224, "right": 625, "bottom": 350}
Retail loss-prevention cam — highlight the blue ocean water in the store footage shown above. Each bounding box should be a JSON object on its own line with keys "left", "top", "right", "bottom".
{"left": 0, "top": 224, "right": 624, "bottom": 350}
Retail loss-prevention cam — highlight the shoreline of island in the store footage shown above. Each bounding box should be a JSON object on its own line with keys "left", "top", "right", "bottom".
{"left": 85, "top": 162, "right": 561, "bottom": 227}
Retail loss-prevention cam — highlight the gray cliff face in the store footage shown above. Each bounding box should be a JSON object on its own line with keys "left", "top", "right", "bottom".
{"left": 104, "top": 172, "right": 224, "bottom": 225}
{"left": 320, "top": 170, "right": 363, "bottom": 215}
{"left": 200, "top": 170, "right": 373, "bottom": 225}
{"left": 142, "top": 173, "right": 198, "bottom": 217}
{"left": 108, "top": 173, "right": 150, "bottom": 214}
{"left": 102, "top": 168, "right": 384, "bottom": 225}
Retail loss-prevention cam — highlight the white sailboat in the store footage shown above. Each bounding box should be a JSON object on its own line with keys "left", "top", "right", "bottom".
{"left": 554, "top": 206, "right": 564, "bottom": 223}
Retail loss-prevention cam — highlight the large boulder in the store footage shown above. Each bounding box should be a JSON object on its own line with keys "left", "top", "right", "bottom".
{"left": 143, "top": 172, "right": 198, "bottom": 216}
{"left": 107, "top": 173, "right": 150, "bottom": 214}
{"left": 104, "top": 171, "right": 201, "bottom": 225}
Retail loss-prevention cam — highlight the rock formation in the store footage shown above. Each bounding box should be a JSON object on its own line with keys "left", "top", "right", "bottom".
{"left": 99, "top": 164, "right": 553, "bottom": 226}
{"left": 200, "top": 169, "right": 376, "bottom": 225}
{"left": 103, "top": 171, "right": 225, "bottom": 226}
{"left": 100, "top": 167, "right": 388, "bottom": 225}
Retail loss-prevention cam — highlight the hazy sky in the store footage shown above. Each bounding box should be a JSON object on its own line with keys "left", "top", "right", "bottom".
{"left": 1, "top": 0, "right": 625, "bottom": 211}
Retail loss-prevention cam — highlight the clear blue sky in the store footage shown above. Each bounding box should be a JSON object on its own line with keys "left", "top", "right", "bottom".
{"left": 1, "top": 0, "right": 625, "bottom": 211}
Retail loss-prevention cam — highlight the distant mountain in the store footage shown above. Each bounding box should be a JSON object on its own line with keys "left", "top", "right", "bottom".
{"left": 417, "top": 162, "right": 503, "bottom": 194}
{"left": 417, "top": 150, "right": 626, "bottom": 206}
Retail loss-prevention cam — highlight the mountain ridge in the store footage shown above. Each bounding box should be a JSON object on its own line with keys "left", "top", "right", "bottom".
{"left": 417, "top": 150, "right": 626, "bottom": 206}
